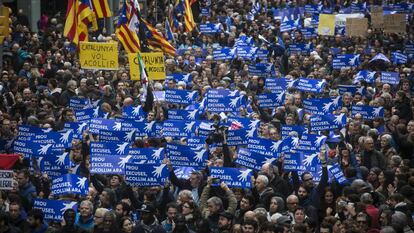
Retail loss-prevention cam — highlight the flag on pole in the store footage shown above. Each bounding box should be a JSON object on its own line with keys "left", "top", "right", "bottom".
{"left": 91, "top": 0, "right": 112, "bottom": 18}
{"left": 116, "top": 2, "right": 141, "bottom": 53}
{"left": 165, "top": 17, "right": 174, "bottom": 41}
{"left": 137, "top": 53, "right": 148, "bottom": 98}
{"left": 64, "top": 0, "right": 80, "bottom": 44}
{"left": 64, "top": 0, "right": 97, "bottom": 45}
{"left": 183, "top": 0, "right": 196, "bottom": 32}
{"left": 142, "top": 19, "right": 176, "bottom": 56}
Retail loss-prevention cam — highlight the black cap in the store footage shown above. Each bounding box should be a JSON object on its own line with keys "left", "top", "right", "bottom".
{"left": 137, "top": 204, "right": 155, "bottom": 213}
{"left": 219, "top": 211, "right": 233, "bottom": 220}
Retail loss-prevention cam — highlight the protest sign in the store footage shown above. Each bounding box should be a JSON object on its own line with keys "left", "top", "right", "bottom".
{"left": 296, "top": 133, "right": 327, "bottom": 153}
{"left": 391, "top": 52, "right": 407, "bottom": 64}
{"left": 213, "top": 47, "right": 235, "bottom": 60}
{"left": 371, "top": 6, "right": 384, "bottom": 29}
{"left": 283, "top": 152, "right": 304, "bottom": 171}
{"left": 165, "top": 89, "right": 198, "bottom": 105}
{"left": 384, "top": 14, "right": 406, "bottom": 34}
{"left": 33, "top": 199, "right": 78, "bottom": 221}
{"left": 210, "top": 167, "right": 252, "bottom": 188}
{"left": 51, "top": 174, "right": 89, "bottom": 196}
{"left": 351, "top": 105, "right": 384, "bottom": 120}
{"left": 0, "top": 170, "right": 13, "bottom": 190}
{"left": 69, "top": 97, "right": 90, "bottom": 110}
{"left": 168, "top": 109, "right": 200, "bottom": 121}
{"left": 123, "top": 105, "right": 147, "bottom": 121}
{"left": 318, "top": 14, "right": 336, "bottom": 36}
{"left": 381, "top": 72, "right": 400, "bottom": 85}
{"left": 328, "top": 163, "right": 348, "bottom": 185}
{"left": 296, "top": 78, "right": 326, "bottom": 93}
{"left": 33, "top": 152, "right": 72, "bottom": 178}
{"left": 128, "top": 52, "right": 166, "bottom": 81}
{"left": 309, "top": 114, "right": 347, "bottom": 132}
{"left": 162, "top": 120, "right": 196, "bottom": 137}
{"left": 124, "top": 163, "right": 168, "bottom": 186}
{"left": 346, "top": 18, "right": 367, "bottom": 37}
{"left": 236, "top": 148, "right": 277, "bottom": 170}
{"left": 128, "top": 148, "right": 164, "bottom": 164}
{"left": 281, "top": 125, "right": 306, "bottom": 138}
{"left": 199, "top": 23, "right": 222, "bottom": 33}
{"left": 333, "top": 54, "right": 360, "bottom": 69}
{"left": 165, "top": 143, "right": 207, "bottom": 168}
{"left": 206, "top": 89, "right": 247, "bottom": 113}
{"left": 79, "top": 42, "right": 118, "bottom": 69}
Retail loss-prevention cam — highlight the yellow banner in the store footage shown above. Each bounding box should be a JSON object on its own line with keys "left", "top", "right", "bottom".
{"left": 318, "top": 14, "right": 336, "bottom": 36}
{"left": 128, "top": 52, "right": 166, "bottom": 81}
{"left": 79, "top": 42, "right": 118, "bottom": 70}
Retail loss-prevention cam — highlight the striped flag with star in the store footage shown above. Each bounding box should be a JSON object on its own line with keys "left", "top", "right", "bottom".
{"left": 91, "top": 0, "right": 112, "bottom": 18}
{"left": 116, "top": 2, "right": 140, "bottom": 53}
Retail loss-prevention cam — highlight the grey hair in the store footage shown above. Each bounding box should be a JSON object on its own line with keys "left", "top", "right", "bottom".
{"left": 95, "top": 208, "right": 109, "bottom": 216}
{"left": 392, "top": 211, "right": 408, "bottom": 232}
{"left": 207, "top": 196, "right": 222, "bottom": 208}
{"left": 381, "top": 134, "right": 393, "bottom": 144}
{"left": 381, "top": 226, "right": 396, "bottom": 233}
{"left": 80, "top": 200, "right": 94, "bottom": 211}
{"left": 178, "top": 190, "right": 192, "bottom": 200}
{"left": 257, "top": 175, "right": 269, "bottom": 187}
{"left": 67, "top": 80, "right": 77, "bottom": 88}
{"left": 360, "top": 193, "right": 373, "bottom": 204}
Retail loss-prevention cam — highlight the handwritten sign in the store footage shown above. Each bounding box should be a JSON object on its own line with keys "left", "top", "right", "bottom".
{"left": 346, "top": 18, "right": 367, "bottom": 37}
{"left": 384, "top": 14, "right": 406, "bottom": 34}
{"left": 371, "top": 6, "right": 383, "bottom": 29}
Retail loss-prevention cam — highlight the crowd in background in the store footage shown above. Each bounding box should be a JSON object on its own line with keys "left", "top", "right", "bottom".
{"left": 0, "top": 0, "right": 414, "bottom": 233}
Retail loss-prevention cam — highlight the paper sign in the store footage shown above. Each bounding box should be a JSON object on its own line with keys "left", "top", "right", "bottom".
{"left": 346, "top": 18, "right": 368, "bottom": 37}
{"left": 79, "top": 42, "right": 118, "bottom": 69}
{"left": 318, "top": 14, "right": 336, "bottom": 36}
{"left": 371, "top": 6, "right": 384, "bottom": 29}
{"left": 0, "top": 170, "right": 13, "bottom": 190}
{"left": 384, "top": 14, "right": 406, "bottom": 34}
{"left": 128, "top": 52, "right": 166, "bottom": 81}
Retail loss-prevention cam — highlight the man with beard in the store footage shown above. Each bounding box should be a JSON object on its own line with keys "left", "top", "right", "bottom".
{"left": 218, "top": 212, "right": 233, "bottom": 233}
{"left": 134, "top": 204, "right": 166, "bottom": 233}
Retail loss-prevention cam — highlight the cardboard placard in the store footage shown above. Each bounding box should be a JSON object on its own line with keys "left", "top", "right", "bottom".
{"left": 384, "top": 14, "right": 406, "bottom": 34}
{"left": 346, "top": 18, "right": 368, "bottom": 37}
{"left": 370, "top": 6, "right": 384, "bottom": 29}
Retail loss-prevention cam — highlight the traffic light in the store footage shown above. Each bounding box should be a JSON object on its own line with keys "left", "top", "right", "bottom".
{"left": 0, "top": 6, "right": 11, "bottom": 44}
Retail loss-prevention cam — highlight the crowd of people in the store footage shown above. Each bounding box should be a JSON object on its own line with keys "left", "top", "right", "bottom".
{"left": 0, "top": 0, "right": 414, "bottom": 233}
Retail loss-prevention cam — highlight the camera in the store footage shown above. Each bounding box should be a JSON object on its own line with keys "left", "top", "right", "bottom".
{"left": 205, "top": 124, "right": 228, "bottom": 145}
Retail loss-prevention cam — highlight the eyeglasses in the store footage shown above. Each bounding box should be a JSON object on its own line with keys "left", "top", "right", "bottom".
{"left": 303, "top": 178, "right": 313, "bottom": 182}
{"left": 287, "top": 202, "right": 298, "bottom": 205}
{"left": 183, "top": 205, "right": 190, "bottom": 209}
{"left": 94, "top": 215, "right": 103, "bottom": 218}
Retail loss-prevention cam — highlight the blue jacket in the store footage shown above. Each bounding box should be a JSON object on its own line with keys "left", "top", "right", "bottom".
{"left": 75, "top": 213, "right": 94, "bottom": 232}
{"left": 19, "top": 182, "right": 37, "bottom": 204}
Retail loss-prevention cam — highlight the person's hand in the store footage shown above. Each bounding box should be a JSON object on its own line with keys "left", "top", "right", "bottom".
{"left": 220, "top": 181, "right": 229, "bottom": 191}
{"left": 207, "top": 176, "right": 213, "bottom": 186}
{"left": 387, "top": 184, "right": 396, "bottom": 195}
{"left": 326, "top": 207, "right": 333, "bottom": 216}
{"left": 346, "top": 203, "right": 356, "bottom": 216}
